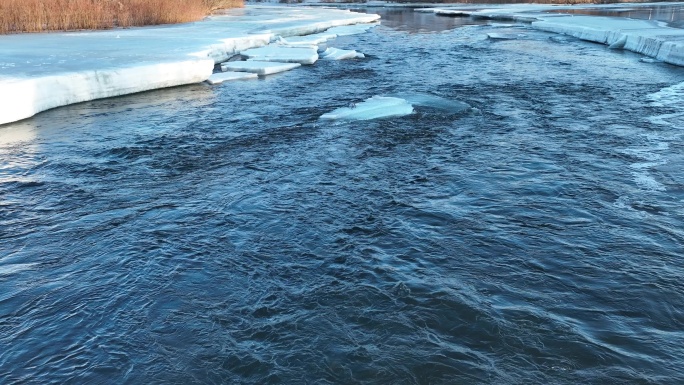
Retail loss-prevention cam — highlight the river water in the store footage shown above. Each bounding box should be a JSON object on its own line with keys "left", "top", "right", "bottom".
{"left": 1, "top": 8, "right": 684, "bottom": 384}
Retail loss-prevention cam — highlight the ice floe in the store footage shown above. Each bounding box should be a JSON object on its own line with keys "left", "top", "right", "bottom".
{"left": 319, "top": 47, "right": 365, "bottom": 60}
{"left": 221, "top": 61, "right": 301, "bottom": 75}
{"left": 206, "top": 71, "right": 257, "bottom": 84}
{"left": 240, "top": 45, "right": 319, "bottom": 65}
{"left": 320, "top": 96, "right": 414, "bottom": 121}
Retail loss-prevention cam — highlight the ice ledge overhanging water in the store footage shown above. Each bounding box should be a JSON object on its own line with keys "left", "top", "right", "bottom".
{"left": 417, "top": 3, "right": 684, "bottom": 67}
{"left": 0, "top": 6, "right": 380, "bottom": 126}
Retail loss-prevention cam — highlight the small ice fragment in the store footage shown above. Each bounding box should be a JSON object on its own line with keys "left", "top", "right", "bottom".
{"left": 640, "top": 57, "right": 659, "bottom": 63}
{"left": 319, "top": 47, "right": 365, "bottom": 60}
{"left": 320, "top": 96, "right": 414, "bottom": 121}
{"left": 240, "top": 46, "right": 319, "bottom": 65}
{"left": 206, "top": 71, "right": 257, "bottom": 84}
{"left": 608, "top": 35, "right": 627, "bottom": 49}
{"left": 221, "top": 61, "right": 301, "bottom": 75}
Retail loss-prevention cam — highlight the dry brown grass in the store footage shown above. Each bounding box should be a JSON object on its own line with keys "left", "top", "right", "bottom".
{"left": 0, "top": 0, "right": 243, "bottom": 34}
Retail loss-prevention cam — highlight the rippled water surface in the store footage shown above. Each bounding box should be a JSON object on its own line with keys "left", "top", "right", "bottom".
{"left": 2, "top": 9, "right": 684, "bottom": 384}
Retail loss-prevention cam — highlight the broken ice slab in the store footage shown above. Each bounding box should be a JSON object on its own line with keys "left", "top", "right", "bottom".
{"left": 221, "top": 61, "right": 301, "bottom": 75}
{"left": 206, "top": 71, "right": 258, "bottom": 84}
{"left": 319, "top": 47, "right": 365, "bottom": 60}
{"left": 240, "top": 46, "right": 319, "bottom": 65}
{"left": 320, "top": 96, "right": 414, "bottom": 121}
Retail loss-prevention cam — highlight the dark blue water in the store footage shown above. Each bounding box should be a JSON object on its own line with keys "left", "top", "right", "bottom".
{"left": 2, "top": 9, "right": 684, "bottom": 384}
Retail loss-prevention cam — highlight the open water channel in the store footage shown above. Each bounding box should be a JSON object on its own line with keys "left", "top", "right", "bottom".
{"left": 1, "top": 7, "right": 684, "bottom": 384}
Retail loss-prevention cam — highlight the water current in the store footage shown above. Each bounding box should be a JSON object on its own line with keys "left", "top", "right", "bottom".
{"left": 1, "top": 8, "right": 684, "bottom": 384}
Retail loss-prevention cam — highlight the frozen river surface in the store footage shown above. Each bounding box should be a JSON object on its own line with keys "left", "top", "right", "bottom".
{"left": 1, "top": 8, "right": 684, "bottom": 384}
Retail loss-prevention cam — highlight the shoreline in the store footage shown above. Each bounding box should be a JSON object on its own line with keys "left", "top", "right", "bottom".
{"left": 0, "top": 6, "right": 379, "bottom": 126}
{"left": 2, "top": 3, "right": 683, "bottom": 126}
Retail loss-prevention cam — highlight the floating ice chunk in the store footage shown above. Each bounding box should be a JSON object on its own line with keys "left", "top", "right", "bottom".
{"left": 390, "top": 93, "right": 470, "bottom": 114}
{"left": 221, "top": 61, "right": 301, "bottom": 75}
{"left": 640, "top": 57, "right": 660, "bottom": 63}
{"left": 319, "top": 47, "right": 365, "bottom": 60}
{"left": 240, "top": 46, "right": 319, "bottom": 65}
{"left": 320, "top": 96, "right": 413, "bottom": 121}
{"left": 206, "top": 71, "right": 257, "bottom": 84}
{"left": 326, "top": 23, "right": 377, "bottom": 37}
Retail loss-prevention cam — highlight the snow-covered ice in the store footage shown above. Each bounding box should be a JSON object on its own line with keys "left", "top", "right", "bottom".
{"left": 319, "top": 47, "right": 365, "bottom": 60}
{"left": 206, "top": 71, "right": 258, "bottom": 84}
{"left": 221, "top": 61, "right": 301, "bottom": 75}
{"left": 240, "top": 45, "right": 319, "bottom": 65}
{"left": 320, "top": 96, "right": 414, "bottom": 121}
{"left": 0, "top": 6, "right": 380, "bottom": 125}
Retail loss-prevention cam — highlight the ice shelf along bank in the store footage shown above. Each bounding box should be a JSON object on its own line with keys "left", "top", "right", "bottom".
{"left": 0, "top": 6, "right": 379, "bottom": 125}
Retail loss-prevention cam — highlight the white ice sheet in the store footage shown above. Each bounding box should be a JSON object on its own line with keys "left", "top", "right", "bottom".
{"left": 240, "top": 45, "right": 319, "bottom": 65}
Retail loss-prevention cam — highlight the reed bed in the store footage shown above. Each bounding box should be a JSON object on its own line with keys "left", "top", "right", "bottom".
{"left": 0, "top": 0, "right": 243, "bottom": 34}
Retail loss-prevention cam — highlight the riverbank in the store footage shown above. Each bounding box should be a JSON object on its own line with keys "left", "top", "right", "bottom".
{"left": 0, "top": 6, "right": 379, "bottom": 125}
{"left": 0, "top": 0, "right": 243, "bottom": 34}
